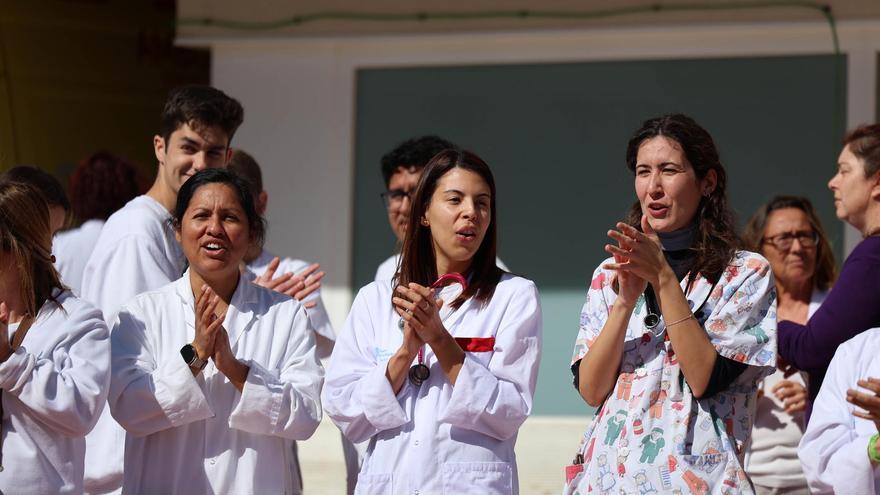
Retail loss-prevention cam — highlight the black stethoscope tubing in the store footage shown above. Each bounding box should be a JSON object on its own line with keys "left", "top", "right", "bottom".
{"left": 642, "top": 273, "right": 718, "bottom": 330}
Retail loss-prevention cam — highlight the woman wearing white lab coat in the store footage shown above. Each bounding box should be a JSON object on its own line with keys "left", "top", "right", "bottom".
{"left": 0, "top": 181, "right": 110, "bottom": 494}
{"left": 108, "top": 168, "right": 323, "bottom": 494}
{"left": 324, "top": 149, "right": 543, "bottom": 495}
{"left": 799, "top": 328, "right": 880, "bottom": 494}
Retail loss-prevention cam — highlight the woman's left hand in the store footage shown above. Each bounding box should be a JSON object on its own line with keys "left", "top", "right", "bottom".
{"left": 393, "top": 283, "right": 447, "bottom": 346}
{"left": 603, "top": 216, "right": 672, "bottom": 288}
{"left": 848, "top": 377, "right": 880, "bottom": 433}
{"left": 212, "top": 325, "right": 250, "bottom": 392}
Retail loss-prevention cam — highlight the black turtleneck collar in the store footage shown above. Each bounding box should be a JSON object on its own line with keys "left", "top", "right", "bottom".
{"left": 657, "top": 223, "right": 697, "bottom": 281}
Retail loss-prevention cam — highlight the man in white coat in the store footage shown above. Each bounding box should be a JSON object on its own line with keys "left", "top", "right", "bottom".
{"left": 79, "top": 85, "right": 244, "bottom": 495}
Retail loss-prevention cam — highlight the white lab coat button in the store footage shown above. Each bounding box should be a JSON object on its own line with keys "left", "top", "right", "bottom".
{"left": 210, "top": 458, "right": 216, "bottom": 465}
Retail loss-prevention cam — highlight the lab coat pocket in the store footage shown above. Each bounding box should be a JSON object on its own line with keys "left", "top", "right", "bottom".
{"left": 441, "top": 462, "right": 512, "bottom": 494}
{"left": 354, "top": 472, "right": 393, "bottom": 495}
{"left": 455, "top": 337, "right": 496, "bottom": 367}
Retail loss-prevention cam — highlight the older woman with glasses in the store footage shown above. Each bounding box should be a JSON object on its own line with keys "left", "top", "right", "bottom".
{"left": 742, "top": 196, "right": 836, "bottom": 495}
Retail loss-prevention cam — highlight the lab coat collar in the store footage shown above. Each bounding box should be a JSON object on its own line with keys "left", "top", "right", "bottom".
{"left": 175, "top": 269, "right": 260, "bottom": 347}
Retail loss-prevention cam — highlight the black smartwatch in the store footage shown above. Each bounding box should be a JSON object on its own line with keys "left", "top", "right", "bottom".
{"left": 180, "top": 344, "right": 208, "bottom": 371}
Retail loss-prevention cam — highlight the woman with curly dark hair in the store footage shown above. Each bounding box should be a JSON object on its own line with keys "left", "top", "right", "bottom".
{"left": 565, "top": 114, "right": 777, "bottom": 494}
{"left": 53, "top": 151, "right": 140, "bottom": 293}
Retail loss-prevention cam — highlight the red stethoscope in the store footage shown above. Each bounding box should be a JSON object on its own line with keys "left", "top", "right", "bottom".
{"left": 400, "top": 273, "right": 468, "bottom": 387}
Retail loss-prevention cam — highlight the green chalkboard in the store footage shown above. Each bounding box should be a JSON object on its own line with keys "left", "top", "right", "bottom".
{"left": 352, "top": 54, "right": 846, "bottom": 416}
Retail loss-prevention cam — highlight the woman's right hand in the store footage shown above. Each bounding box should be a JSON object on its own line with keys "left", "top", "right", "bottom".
{"left": 392, "top": 307, "right": 425, "bottom": 360}
{"left": 384, "top": 306, "right": 426, "bottom": 394}
{"left": 847, "top": 377, "right": 880, "bottom": 433}
{"left": 606, "top": 237, "right": 647, "bottom": 307}
{"left": 193, "top": 285, "right": 224, "bottom": 361}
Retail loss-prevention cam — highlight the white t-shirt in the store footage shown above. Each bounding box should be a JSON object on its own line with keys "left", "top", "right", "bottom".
{"left": 53, "top": 219, "right": 105, "bottom": 295}
{"left": 745, "top": 290, "right": 827, "bottom": 488}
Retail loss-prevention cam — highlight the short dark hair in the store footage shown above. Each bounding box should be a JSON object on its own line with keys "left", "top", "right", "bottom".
{"left": 743, "top": 195, "right": 837, "bottom": 291}
{"left": 69, "top": 152, "right": 140, "bottom": 222}
{"left": 397, "top": 149, "right": 502, "bottom": 309}
{"left": 380, "top": 135, "right": 456, "bottom": 186}
{"left": 227, "top": 149, "right": 263, "bottom": 194}
{"left": 160, "top": 85, "right": 244, "bottom": 146}
{"left": 625, "top": 113, "right": 741, "bottom": 285}
{"left": 0, "top": 165, "right": 70, "bottom": 211}
{"left": 173, "top": 168, "right": 266, "bottom": 248}
{"left": 843, "top": 124, "right": 880, "bottom": 177}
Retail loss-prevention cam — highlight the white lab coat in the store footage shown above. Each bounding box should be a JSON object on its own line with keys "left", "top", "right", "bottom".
{"left": 245, "top": 249, "right": 336, "bottom": 359}
{"left": 323, "top": 274, "right": 542, "bottom": 495}
{"left": 109, "top": 271, "right": 324, "bottom": 495}
{"left": 80, "top": 194, "right": 184, "bottom": 494}
{"left": 799, "top": 327, "right": 880, "bottom": 494}
{"left": 0, "top": 290, "right": 110, "bottom": 494}
{"left": 374, "top": 253, "right": 509, "bottom": 281}
{"left": 53, "top": 219, "right": 105, "bottom": 295}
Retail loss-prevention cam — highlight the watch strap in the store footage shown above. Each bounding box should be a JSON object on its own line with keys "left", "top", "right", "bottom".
{"left": 181, "top": 344, "right": 208, "bottom": 371}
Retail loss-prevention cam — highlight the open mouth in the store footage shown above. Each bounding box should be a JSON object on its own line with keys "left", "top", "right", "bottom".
{"left": 455, "top": 228, "right": 477, "bottom": 242}
{"left": 647, "top": 203, "right": 669, "bottom": 218}
{"left": 201, "top": 242, "right": 228, "bottom": 256}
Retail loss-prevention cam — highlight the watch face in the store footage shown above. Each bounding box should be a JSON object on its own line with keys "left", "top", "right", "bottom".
{"left": 181, "top": 344, "right": 196, "bottom": 363}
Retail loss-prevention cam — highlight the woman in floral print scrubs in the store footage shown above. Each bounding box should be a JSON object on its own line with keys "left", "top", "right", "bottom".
{"left": 564, "top": 114, "right": 777, "bottom": 495}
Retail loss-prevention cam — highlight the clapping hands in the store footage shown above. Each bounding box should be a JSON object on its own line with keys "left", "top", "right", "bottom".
{"left": 253, "top": 257, "right": 324, "bottom": 308}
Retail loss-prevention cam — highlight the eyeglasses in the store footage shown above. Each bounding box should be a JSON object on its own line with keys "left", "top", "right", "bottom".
{"left": 380, "top": 189, "right": 412, "bottom": 208}
{"left": 762, "top": 230, "right": 819, "bottom": 251}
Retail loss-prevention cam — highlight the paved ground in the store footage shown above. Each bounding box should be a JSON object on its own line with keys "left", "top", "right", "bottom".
{"left": 298, "top": 416, "right": 590, "bottom": 494}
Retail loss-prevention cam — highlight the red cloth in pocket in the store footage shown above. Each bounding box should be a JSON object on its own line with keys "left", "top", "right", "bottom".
{"left": 455, "top": 337, "right": 495, "bottom": 352}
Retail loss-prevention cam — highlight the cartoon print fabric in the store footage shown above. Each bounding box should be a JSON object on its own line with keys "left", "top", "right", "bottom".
{"left": 565, "top": 251, "right": 777, "bottom": 494}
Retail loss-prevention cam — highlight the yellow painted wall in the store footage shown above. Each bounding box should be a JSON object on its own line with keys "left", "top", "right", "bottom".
{"left": 0, "top": 0, "right": 208, "bottom": 182}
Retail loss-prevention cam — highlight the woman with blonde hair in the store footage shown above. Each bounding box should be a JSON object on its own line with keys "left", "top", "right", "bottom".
{"left": 0, "top": 181, "right": 110, "bottom": 494}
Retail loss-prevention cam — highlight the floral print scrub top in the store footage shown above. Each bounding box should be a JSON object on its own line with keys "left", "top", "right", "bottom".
{"left": 565, "top": 251, "right": 777, "bottom": 495}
